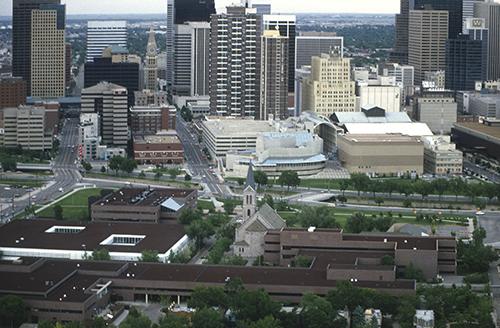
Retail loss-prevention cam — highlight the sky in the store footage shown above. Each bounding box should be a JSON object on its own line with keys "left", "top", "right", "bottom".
{"left": 0, "top": 0, "right": 401, "bottom": 16}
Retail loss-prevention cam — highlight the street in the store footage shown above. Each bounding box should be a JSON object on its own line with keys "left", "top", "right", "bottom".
{"left": 176, "top": 117, "right": 231, "bottom": 197}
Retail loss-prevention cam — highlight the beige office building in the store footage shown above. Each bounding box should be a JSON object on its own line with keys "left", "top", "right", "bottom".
{"left": 260, "top": 29, "right": 289, "bottom": 120}
{"left": 2, "top": 106, "right": 57, "bottom": 151}
{"left": 422, "top": 136, "right": 463, "bottom": 175}
{"left": 301, "top": 50, "right": 356, "bottom": 116}
{"left": 337, "top": 133, "right": 424, "bottom": 176}
{"left": 408, "top": 10, "right": 449, "bottom": 85}
{"left": 144, "top": 27, "right": 158, "bottom": 91}
{"left": 81, "top": 82, "right": 128, "bottom": 148}
{"left": 30, "top": 7, "right": 66, "bottom": 98}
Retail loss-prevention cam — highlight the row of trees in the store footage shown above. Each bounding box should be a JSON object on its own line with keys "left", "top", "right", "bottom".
{"left": 117, "top": 279, "right": 494, "bottom": 328}
{"left": 344, "top": 174, "right": 499, "bottom": 204}
{"left": 238, "top": 170, "right": 301, "bottom": 191}
{"left": 108, "top": 156, "right": 138, "bottom": 175}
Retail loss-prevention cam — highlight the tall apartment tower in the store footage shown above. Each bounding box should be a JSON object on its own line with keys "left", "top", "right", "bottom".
{"left": 144, "top": 27, "right": 158, "bottom": 91}
{"left": 86, "top": 21, "right": 127, "bottom": 62}
{"left": 475, "top": 1, "right": 500, "bottom": 80}
{"left": 12, "top": 0, "right": 61, "bottom": 96}
{"left": 173, "top": 22, "right": 210, "bottom": 96}
{"left": 263, "top": 15, "right": 296, "bottom": 93}
{"left": 166, "top": 0, "right": 215, "bottom": 94}
{"left": 301, "top": 49, "right": 356, "bottom": 116}
{"left": 209, "top": 6, "right": 262, "bottom": 117}
{"left": 30, "top": 3, "right": 66, "bottom": 98}
{"left": 408, "top": 10, "right": 449, "bottom": 85}
{"left": 260, "top": 29, "right": 289, "bottom": 120}
{"left": 81, "top": 82, "right": 128, "bottom": 148}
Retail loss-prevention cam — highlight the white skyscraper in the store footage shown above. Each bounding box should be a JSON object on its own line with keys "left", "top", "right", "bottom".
{"left": 86, "top": 21, "right": 127, "bottom": 62}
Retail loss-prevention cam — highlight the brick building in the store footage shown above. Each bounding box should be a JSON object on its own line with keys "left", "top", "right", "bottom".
{"left": 0, "top": 77, "right": 27, "bottom": 109}
{"left": 133, "top": 134, "right": 184, "bottom": 165}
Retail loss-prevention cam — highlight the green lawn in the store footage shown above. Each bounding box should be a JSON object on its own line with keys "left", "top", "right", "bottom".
{"left": 37, "top": 188, "right": 104, "bottom": 221}
{"left": 278, "top": 206, "right": 467, "bottom": 230}
{"left": 198, "top": 199, "right": 216, "bottom": 212}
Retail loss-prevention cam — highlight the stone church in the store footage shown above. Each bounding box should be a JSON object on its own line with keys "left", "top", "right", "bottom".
{"left": 233, "top": 164, "right": 286, "bottom": 259}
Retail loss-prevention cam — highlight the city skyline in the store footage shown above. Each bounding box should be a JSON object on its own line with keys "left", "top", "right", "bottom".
{"left": 1, "top": 0, "right": 401, "bottom": 16}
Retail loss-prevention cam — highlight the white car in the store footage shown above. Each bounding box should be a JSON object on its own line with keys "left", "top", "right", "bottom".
{"left": 476, "top": 211, "right": 485, "bottom": 216}
{"left": 58, "top": 188, "right": 63, "bottom": 192}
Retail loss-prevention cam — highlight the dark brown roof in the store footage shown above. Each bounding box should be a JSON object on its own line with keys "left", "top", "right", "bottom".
{"left": 343, "top": 234, "right": 441, "bottom": 250}
{"left": 0, "top": 219, "right": 185, "bottom": 253}
{"left": 94, "top": 187, "right": 196, "bottom": 207}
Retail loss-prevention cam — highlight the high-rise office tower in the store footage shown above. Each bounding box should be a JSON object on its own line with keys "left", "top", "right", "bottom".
{"left": 475, "top": 1, "right": 500, "bottom": 80}
{"left": 144, "top": 27, "right": 158, "bottom": 91}
{"left": 81, "top": 82, "right": 128, "bottom": 147}
{"left": 65, "top": 43, "right": 71, "bottom": 89}
{"left": 209, "top": 6, "right": 262, "bottom": 117}
{"left": 301, "top": 49, "right": 356, "bottom": 116}
{"left": 391, "top": 0, "right": 410, "bottom": 64}
{"left": 392, "top": 0, "right": 463, "bottom": 64}
{"left": 260, "top": 29, "right": 289, "bottom": 120}
{"left": 295, "top": 33, "right": 344, "bottom": 71}
{"left": 463, "top": 0, "right": 484, "bottom": 31}
{"left": 251, "top": 3, "right": 272, "bottom": 15}
{"left": 445, "top": 35, "right": 486, "bottom": 91}
{"left": 84, "top": 46, "right": 140, "bottom": 107}
{"left": 263, "top": 15, "right": 296, "bottom": 93}
{"left": 30, "top": 3, "right": 66, "bottom": 98}
{"left": 86, "top": 21, "right": 127, "bottom": 62}
{"left": 408, "top": 10, "right": 449, "bottom": 85}
{"left": 166, "top": 0, "right": 215, "bottom": 93}
{"left": 173, "top": 22, "right": 210, "bottom": 96}
{"left": 412, "top": 0, "right": 463, "bottom": 39}
{"left": 12, "top": 0, "right": 61, "bottom": 96}
{"left": 446, "top": 17, "right": 488, "bottom": 91}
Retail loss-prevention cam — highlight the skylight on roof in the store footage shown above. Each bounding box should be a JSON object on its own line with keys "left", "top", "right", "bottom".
{"left": 45, "top": 226, "right": 86, "bottom": 234}
{"left": 100, "top": 234, "right": 146, "bottom": 246}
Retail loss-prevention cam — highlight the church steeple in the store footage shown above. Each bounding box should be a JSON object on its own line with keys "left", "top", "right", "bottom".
{"left": 242, "top": 163, "right": 257, "bottom": 220}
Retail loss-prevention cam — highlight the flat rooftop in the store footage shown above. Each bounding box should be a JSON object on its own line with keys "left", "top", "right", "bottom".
{"left": 0, "top": 219, "right": 186, "bottom": 253}
{"left": 134, "top": 135, "right": 181, "bottom": 144}
{"left": 343, "top": 123, "right": 433, "bottom": 137}
{"left": 340, "top": 133, "right": 421, "bottom": 144}
{"left": 453, "top": 122, "right": 500, "bottom": 140}
{"left": 201, "top": 118, "right": 278, "bottom": 137}
{"left": 95, "top": 188, "right": 195, "bottom": 207}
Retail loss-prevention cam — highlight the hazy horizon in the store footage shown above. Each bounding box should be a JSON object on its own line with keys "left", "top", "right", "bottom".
{"left": 1, "top": 0, "right": 401, "bottom": 16}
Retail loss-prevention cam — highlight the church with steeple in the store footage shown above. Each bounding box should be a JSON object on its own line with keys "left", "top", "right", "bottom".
{"left": 233, "top": 164, "right": 286, "bottom": 259}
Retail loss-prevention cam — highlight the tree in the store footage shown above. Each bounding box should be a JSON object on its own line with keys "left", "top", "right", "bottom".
{"left": 188, "top": 286, "right": 229, "bottom": 311}
{"left": 108, "top": 156, "right": 124, "bottom": 175}
{"left": 350, "top": 173, "right": 370, "bottom": 197}
{"left": 221, "top": 255, "right": 247, "bottom": 266}
{"left": 223, "top": 200, "right": 236, "bottom": 215}
{"left": 186, "top": 219, "right": 215, "bottom": 250}
{"left": 449, "top": 178, "right": 466, "bottom": 201}
{"left": 292, "top": 255, "right": 313, "bottom": 268}
{"left": 120, "top": 158, "right": 137, "bottom": 174}
{"left": 254, "top": 171, "right": 268, "bottom": 189}
{"left": 155, "top": 171, "right": 163, "bottom": 180}
{"left": 178, "top": 208, "right": 202, "bottom": 225}
{"left": 0, "top": 295, "right": 26, "bottom": 328}
{"left": 81, "top": 160, "right": 92, "bottom": 172}
{"left": 300, "top": 293, "right": 343, "bottom": 328}
{"left": 53, "top": 204, "right": 63, "bottom": 220}
{"left": 248, "top": 316, "right": 283, "bottom": 328}
{"left": 158, "top": 314, "right": 189, "bottom": 328}
{"left": 184, "top": 174, "right": 192, "bottom": 181}
{"left": 100, "top": 166, "right": 106, "bottom": 173}
{"left": 89, "top": 248, "right": 110, "bottom": 261}
{"left": 381, "top": 255, "right": 394, "bottom": 265}
{"left": 414, "top": 180, "right": 432, "bottom": 201}
{"left": 296, "top": 206, "right": 339, "bottom": 229}
{"left": 166, "top": 167, "right": 182, "bottom": 180}
{"left": 180, "top": 106, "right": 193, "bottom": 122}
{"left": 1, "top": 158, "right": 17, "bottom": 172}
{"left": 120, "top": 307, "right": 152, "bottom": 328}
{"left": 374, "top": 197, "right": 384, "bottom": 206}
{"left": 262, "top": 194, "right": 275, "bottom": 209}
{"left": 192, "top": 307, "right": 224, "bottom": 328}
{"left": 458, "top": 227, "right": 498, "bottom": 274}
{"left": 24, "top": 205, "right": 36, "bottom": 219}
{"left": 277, "top": 171, "right": 300, "bottom": 191}
{"left": 431, "top": 179, "right": 449, "bottom": 203}
{"left": 403, "top": 263, "right": 425, "bottom": 282}
{"left": 346, "top": 213, "right": 373, "bottom": 233}
{"left": 140, "top": 250, "right": 159, "bottom": 263}
{"left": 232, "top": 289, "right": 281, "bottom": 322}
{"left": 352, "top": 306, "right": 365, "bottom": 328}
{"left": 139, "top": 171, "right": 146, "bottom": 178}
{"left": 339, "top": 179, "right": 350, "bottom": 196}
